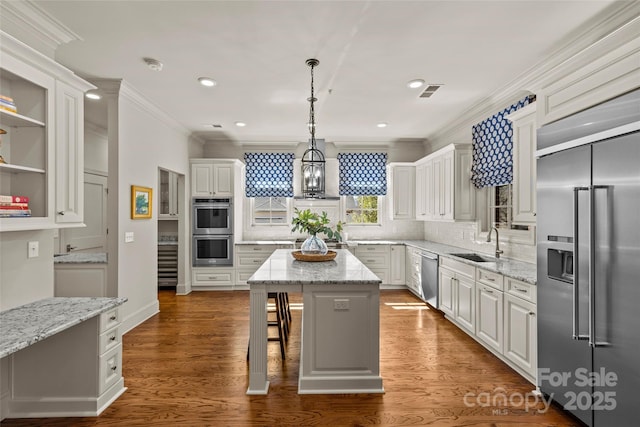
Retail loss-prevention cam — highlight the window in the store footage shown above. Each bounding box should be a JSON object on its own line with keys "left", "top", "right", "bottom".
{"left": 482, "top": 184, "right": 533, "bottom": 243}
{"left": 252, "top": 197, "right": 289, "bottom": 225}
{"left": 345, "top": 195, "right": 380, "bottom": 224}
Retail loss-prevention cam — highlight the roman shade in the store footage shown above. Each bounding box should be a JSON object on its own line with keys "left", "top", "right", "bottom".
{"left": 471, "top": 95, "right": 534, "bottom": 188}
{"left": 337, "top": 152, "right": 387, "bottom": 196}
{"left": 244, "top": 152, "right": 294, "bottom": 197}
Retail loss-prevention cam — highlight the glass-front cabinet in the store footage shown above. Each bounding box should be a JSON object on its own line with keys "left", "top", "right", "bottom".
{"left": 159, "top": 169, "right": 179, "bottom": 219}
{"left": 0, "top": 31, "right": 94, "bottom": 232}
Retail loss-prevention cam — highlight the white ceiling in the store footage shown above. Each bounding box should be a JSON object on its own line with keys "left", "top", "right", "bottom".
{"left": 33, "top": 0, "right": 621, "bottom": 145}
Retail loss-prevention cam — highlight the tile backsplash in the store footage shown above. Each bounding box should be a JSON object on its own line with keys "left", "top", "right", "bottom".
{"left": 423, "top": 221, "right": 536, "bottom": 264}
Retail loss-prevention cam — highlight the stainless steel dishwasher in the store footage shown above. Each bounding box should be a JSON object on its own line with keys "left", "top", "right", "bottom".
{"left": 420, "top": 251, "right": 439, "bottom": 309}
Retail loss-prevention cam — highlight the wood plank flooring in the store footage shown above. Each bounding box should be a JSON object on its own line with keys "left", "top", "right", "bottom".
{"left": 1, "top": 290, "right": 582, "bottom": 426}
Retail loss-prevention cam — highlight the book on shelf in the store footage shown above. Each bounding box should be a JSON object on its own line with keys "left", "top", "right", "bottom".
{"left": 0, "top": 205, "right": 29, "bottom": 210}
{"left": 0, "top": 104, "right": 17, "bottom": 113}
{"left": 0, "top": 195, "right": 29, "bottom": 203}
{"left": 0, "top": 202, "right": 29, "bottom": 208}
{"left": 0, "top": 210, "right": 31, "bottom": 217}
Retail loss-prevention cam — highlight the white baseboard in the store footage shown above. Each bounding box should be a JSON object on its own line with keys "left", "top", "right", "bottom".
{"left": 121, "top": 299, "right": 159, "bottom": 335}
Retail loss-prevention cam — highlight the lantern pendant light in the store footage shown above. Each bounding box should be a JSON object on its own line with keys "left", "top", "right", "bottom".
{"left": 301, "top": 58, "right": 325, "bottom": 199}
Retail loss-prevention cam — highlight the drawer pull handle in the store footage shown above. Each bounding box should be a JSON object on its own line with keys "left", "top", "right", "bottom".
{"left": 111, "top": 366, "right": 118, "bottom": 371}
{"left": 253, "top": 248, "right": 261, "bottom": 251}
{"left": 110, "top": 336, "right": 116, "bottom": 341}
{"left": 367, "top": 259, "right": 375, "bottom": 263}
{"left": 367, "top": 248, "right": 375, "bottom": 251}
{"left": 514, "top": 287, "right": 528, "bottom": 293}
{"left": 209, "top": 276, "right": 217, "bottom": 280}
{"left": 254, "top": 260, "right": 262, "bottom": 263}
{"left": 486, "top": 277, "right": 495, "bottom": 282}
{"left": 484, "top": 289, "right": 494, "bottom": 294}
{"left": 110, "top": 316, "right": 117, "bottom": 321}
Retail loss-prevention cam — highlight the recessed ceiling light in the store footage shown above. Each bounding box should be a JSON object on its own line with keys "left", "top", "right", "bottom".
{"left": 407, "top": 79, "right": 425, "bottom": 89}
{"left": 143, "top": 57, "right": 163, "bottom": 71}
{"left": 198, "top": 77, "right": 217, "bottom": 87}
{"left": 377, "top": 122, "right": 388, "bottom": 128}
{"left": 235, "top": 121, "right": 247, "bottom": 127}
{"left": 85, "top": 92, "right": 101, "bottom": 100}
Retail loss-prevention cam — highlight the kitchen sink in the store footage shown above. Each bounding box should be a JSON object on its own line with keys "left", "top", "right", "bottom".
{"left": 449, "top": 253, "right": 495, "bottom": 262}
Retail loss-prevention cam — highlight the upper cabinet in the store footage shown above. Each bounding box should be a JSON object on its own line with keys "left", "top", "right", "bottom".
{"left": 506, "top": 103, "right": 537, "bottom": 224}
{"left": 191, "top": 160, "right": 236, "bottom": 197}
{"left": 415, "top": 144, "right": 475, "bottom": 222}
{"left": 387, "top": 163, "right": 415, "bottom": 220}
{"left": 159, "top": 169, "right": 179, "bottom": 219}
{"left": 0, "top": 31, "right": 94, "bottom": 232}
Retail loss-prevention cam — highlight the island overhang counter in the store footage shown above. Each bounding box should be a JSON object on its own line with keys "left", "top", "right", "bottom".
{"left": 247, "top": 249, "right": 384, "bottom": 395}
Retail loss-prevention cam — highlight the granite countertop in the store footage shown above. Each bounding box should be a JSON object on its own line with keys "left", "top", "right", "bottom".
{"left": 53, "top": 252, "right": 107, "bottom": 264}
{"left": 346, "top": 239, "right": 537, "bottom": 285}
{"left": 0, "top": 297, "right": 127, "bottom": 358}
{"left": 248, "top": 249, "right": 381, "bottom": 286}
{"left": 235, "top": 240, "right": 295, "bottom": 246}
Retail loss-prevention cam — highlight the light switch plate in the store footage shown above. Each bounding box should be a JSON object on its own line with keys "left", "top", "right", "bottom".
{"left": 28, "top": 241, "right": 39, "bottom": 258}
{"left": 125, "top": 232, "right": 134, "bottom": 243}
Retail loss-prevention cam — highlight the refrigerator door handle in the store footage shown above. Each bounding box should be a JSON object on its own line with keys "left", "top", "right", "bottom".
{"left": 591, "top": 185, "right": 611, "bottom": 348}
{"left": 573, "top": 186, "right": 590, "bottom": 340}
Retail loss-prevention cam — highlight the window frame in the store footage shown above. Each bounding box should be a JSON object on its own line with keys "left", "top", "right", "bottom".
{"left": 342, "top": 195, "right": 383, "bottom": 226}
{"left": 477, "top": 184, "right": 535, "bottom": 245}
{"left": 249, "top": 196, "right": 292, "bottom": 227}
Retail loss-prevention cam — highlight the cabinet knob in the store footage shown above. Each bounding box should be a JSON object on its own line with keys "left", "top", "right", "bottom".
{"left": 110, "top": 315, "right": 117, "bottom": 321}
{"left": 528, "top": 312, "right": 536, "bottom": 316}
{"left": 110, "top": 335, "right": 116, "bottom": 341}
{"left": 58, "top": 211, "right": 65, "bottom": 215}
{"left": 111, "top": 365, "right": 118, "bottom": 371}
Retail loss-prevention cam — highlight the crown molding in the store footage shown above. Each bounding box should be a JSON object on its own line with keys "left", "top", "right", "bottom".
{"left": 427, "top": 1, "right": 640, "bottom": 146}
{"left": 0, "top": 0, "right": 82, "bottom": 58}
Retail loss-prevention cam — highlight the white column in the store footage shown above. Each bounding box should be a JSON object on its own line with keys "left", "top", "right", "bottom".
{"left": 247, "top": 284, "right": 269, "bottom": 394}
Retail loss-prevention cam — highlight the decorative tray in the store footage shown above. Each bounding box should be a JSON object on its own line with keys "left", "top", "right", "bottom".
{"left": 291, "top": 250, "right": 337, "bottom": 262}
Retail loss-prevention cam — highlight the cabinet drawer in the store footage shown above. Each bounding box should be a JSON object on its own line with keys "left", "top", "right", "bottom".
{"left": 476, "top": 268, "right": 504, "bottom": 291}
{"left": 99, "top": 308, "right": 120, "bottom": 332}
{"left": 194, "top": 271, "right": 233, "bottom": 284}
{"left": 236, "top": 269, "right": 254, "bottom": 286}
{"left": 236, "top": 254, "right": 270, "bottom": 268}
{"left": 506, "top": 278, "right": 536, "bottom": 303}
{"left": 99, "top": 343, "right": 122, "bottom": 395}
{"left": 235, "top": 245, "right": 278, "bottom": 255}
{"left": 99, "top": 325, "right": 122, "bottom": 355}
{"left": 367, "top": 267, "right": 388, "bottom": 285}
{"left": 355, "top": 245, "right": 390, "bottom": 255}
{"left": 357, "top": 254, "right": 389, "bottom": 268}
{"left": 440, "top": 257, "right": 475, "bottom": 278}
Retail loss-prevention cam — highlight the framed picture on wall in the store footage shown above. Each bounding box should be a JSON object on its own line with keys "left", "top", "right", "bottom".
{"left": 131, "top": 185, "right": 153, "bottom": 219}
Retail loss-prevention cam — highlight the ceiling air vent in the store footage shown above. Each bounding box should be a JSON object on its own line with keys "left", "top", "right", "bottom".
{"left": 419, "top": 84, "right": 442, "bottom": 98}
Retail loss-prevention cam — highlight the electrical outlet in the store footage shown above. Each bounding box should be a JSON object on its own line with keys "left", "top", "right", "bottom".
{"left": 334, "top": 299, "right": 350, "bottom": 310}
{"left": 125, "top": 232, "right": 134, "bottom": 243}
{"left": 28, "top": 241, "right": 39, "bottom": 258}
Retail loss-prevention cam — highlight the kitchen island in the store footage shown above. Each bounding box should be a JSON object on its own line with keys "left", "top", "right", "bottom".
{"left": 247, "top": 249, "right": 383, "bottom": 395}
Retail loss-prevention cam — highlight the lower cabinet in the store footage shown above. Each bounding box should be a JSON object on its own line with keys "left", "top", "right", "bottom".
{"left": 354, "top": 244, "right": 390, "bottom": 285}
{"left": 389, "top": 245, "right": 406, "bottom": 285}
{"left": 405, "top": 246, "right": 422, "bottom": 298}
{"left": 438, "top": 257, "right": 475, "bottom": 334}
{"left": 234, "top": 243, "right": 293, "bottom": 289}
{"left": 191, "top": 267, "right": 234, "bottom": 290}
{"left": 440, "top": 258, "right": 537, "bottom": 385}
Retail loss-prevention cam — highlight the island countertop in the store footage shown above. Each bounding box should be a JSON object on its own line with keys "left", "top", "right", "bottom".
{"left": 247, "top": 249, "right": 381, "bottom": 286}
{"left": 0, "top": 297, "right": 127, "bottom": 358}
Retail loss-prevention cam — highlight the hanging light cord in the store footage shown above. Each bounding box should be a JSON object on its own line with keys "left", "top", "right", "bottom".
{"left": 307, "top": 59, "right": 319, "bottom": 157}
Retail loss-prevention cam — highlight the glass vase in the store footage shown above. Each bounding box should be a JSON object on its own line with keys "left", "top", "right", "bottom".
{"left": 300, "top": 234, "right": 328, "bottom": 255}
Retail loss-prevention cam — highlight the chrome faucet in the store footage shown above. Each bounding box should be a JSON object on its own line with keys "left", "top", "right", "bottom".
{"left": 487, "top": 227, "right": 504, "bottom": 259}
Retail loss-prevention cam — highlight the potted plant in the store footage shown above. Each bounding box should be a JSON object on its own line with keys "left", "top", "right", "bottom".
{"left": 291, "top": 208, "right": 343, "bottom": 255}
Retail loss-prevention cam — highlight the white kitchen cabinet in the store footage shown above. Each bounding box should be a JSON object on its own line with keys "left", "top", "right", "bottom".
{"left": 354, "top": 244, "right": 390, "bottom": 285}
{"left": 388, "top": 163, "right": 415, "bottom": 220}
{"left": 54, "top": 80, "right": 85, "bottom": 225}
{"left": 0, "top": 31, "right": 94, "bottom": 232}
{"left": 190, "top": 160, "right": 239, "bottom": 197}
{"left": 191, "top": 266, "right": 234, "bottom": 290}
{"left": 389, "top": 244, "right": 406, "bottom": 285}
{"left": 159, "top": 169, "right": 179, "bottom": 219}
{"left": 475, "top": 282, "right": 504, "bottom": 354}
{"left": 504, "top": 291, "right": 537, "bottom": 380}
{"left": 234, "top": 243, "right": 294, "bottom": 289}
{"left": 405, "top": 246, "right": 422, "bottom": 298}
{"left": 506, "top": 103, "right": 537, "bottom": 224}
{"left": 415, "top": 162, "right": 427, "bottom": 220}
{"left": 414, "top": 144, "right": 475, "bottom": 222}
{"left": 438, "top": 257, "right": 475, "bottom": 334}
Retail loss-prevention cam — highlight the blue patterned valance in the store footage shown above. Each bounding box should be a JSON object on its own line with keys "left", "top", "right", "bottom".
{"left": 471, "top": 95, "right": 534, "bottom": 189}
{"left": 337, "top": 152, "right": 387, "bottom": 196}
{"left": 244, "top": 152, "right": 294, "bottom": 197}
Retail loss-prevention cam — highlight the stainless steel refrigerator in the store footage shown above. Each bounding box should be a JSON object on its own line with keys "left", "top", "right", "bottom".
{"left": 536, "top": 88, "right": 640, "bottom": 427}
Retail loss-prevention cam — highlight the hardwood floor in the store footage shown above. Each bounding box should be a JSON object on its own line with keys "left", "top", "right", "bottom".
{"left": 1, "top": 290, "right": 581, "bottom": 426}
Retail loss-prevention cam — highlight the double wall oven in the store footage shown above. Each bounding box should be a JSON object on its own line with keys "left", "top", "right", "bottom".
{"left": 192, "top": 198, "right": 233, "bottom": 266}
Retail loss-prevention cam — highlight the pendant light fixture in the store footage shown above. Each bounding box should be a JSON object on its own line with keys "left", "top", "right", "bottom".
{"left": 301, "top": 58, "right": 325, "bottom": 199}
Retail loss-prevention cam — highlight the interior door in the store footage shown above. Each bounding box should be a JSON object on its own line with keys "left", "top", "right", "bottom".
{"left": 62, "top": 172, "right": 108, "bottom": 253}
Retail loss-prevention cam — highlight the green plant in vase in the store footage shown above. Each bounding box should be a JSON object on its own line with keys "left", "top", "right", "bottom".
{"left": 291, "top": 208, "right": 343, "bottom": 255}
